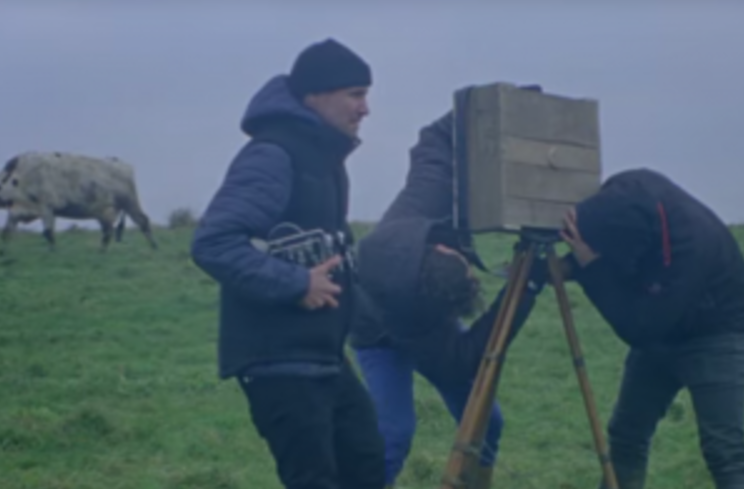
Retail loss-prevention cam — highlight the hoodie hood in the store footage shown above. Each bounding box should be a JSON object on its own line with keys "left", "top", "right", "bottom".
{"left": 357, "top": 216, "right": 475, "bottom": 315}
{"left": 357, "top": 218, "right": 434, "bottom": 312}
{"left": 239, "top": 74, "right": 360, "bottom": 158}
{"left": 575, "top": 171, "right": 659, "bottom": 275}
{"left": 240, "top": 75, "right": 326, "bottom": 136}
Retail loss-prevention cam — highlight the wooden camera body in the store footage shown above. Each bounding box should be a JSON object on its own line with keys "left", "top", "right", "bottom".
{"left": 452, "top": 82, "right": 602, "bottom": 234}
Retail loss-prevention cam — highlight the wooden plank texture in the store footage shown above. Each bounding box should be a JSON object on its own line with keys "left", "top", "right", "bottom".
{"left": 466, "top": 87, "right": 505, "bottom": 232}
{"left": 498, "top": 83, "right": 601, "bottom": 148}
{"left": 457, "top": 81, "right": 603, "bottom": 232}
{"left": 501, "top": 135, "right": 600, "bottom": 173}
{"left": 503, "top": 161, "right": 601, "bottom": 203}
{"left": 501, "top": 197, "right": 576, "bottom": 232}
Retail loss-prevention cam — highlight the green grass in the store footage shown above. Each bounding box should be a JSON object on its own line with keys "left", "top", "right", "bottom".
{"left": 3, "top": 223, "right": 743, "bottom": 489}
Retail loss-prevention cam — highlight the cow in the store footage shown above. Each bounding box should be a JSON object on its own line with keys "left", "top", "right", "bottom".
{"left": 0, "top": 151, "right": 158, "bottom": 250}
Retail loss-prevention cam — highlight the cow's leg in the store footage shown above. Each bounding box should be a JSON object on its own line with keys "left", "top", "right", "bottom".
{"left": 125, "top": 205, "right": 158, "bottom": 250}
{"left": 114, "top": 212, "right": 126, "bottom": 242}
{"left": 99, "top": 220, "right": 114, "bottom": 251}
{"left": 98, "top": 207, "right": 118, "bottom": 252}
{"left": 2, "top": 211, "right": 39, "bottom": 247}
{"left": 39, "top": 208, "right": 56, "bottom": 250}
{"left": 1, "top": 215, "right": 18, "bottom": 243}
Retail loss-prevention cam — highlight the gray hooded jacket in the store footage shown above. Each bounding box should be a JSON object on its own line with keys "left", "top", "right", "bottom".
{"left": 354, "top": 215, "right": 539, "bottom": 386}
{"left": 349, "top": 111, "right": 457, "bottom": 349}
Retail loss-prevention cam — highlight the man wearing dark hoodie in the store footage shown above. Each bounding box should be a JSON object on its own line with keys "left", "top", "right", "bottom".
{"left": 350, "top": 107, "right": 547, "bottom": 488}
{"left": 190, "top": 39, "right": 384, "bottom": 489}
{"left": 560, "top": 168, "right": 744, "bottom": 489}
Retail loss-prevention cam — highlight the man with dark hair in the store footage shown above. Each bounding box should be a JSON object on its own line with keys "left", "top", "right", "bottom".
{"left": 359, "top": 215, "right": 546, "bottom": 381}
{"left": 191, "top": 38, "right": 385, "bottom": 489}
{"left": 348, "top": 102, "right": 545, "bottom": 488}
{"left": 354, "top": 214, "right": 547, "bottom": 488}
{"left": 560, "top": 168, "right": 744, "bottom": 489}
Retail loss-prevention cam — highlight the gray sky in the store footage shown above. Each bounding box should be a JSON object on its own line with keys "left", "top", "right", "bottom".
{"left": 2, "top": 1, "right": 743, "bottom": 229}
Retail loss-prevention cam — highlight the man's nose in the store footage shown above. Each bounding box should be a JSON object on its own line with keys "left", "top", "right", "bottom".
{"left": 359, "top": 100, "right": 370, "bottom": 116}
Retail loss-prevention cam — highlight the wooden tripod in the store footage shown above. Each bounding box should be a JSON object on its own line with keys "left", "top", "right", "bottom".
{"left": 438, "top": 233, "right": 618, "bottom": 489}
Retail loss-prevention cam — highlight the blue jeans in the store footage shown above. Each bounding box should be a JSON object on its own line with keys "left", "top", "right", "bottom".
{"left": 354, "top": 344, "right": 504, "bottom": 486}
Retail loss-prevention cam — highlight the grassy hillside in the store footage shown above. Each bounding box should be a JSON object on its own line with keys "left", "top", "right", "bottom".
{"left": 2, "top": 223, "right": 743, "bottom": 489}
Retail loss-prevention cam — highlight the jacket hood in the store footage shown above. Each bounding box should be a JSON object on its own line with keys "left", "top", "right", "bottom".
{"left": 357, "top": 216, "right": 477, "bottom": 315}
{"left": 357, "top": 218, "right": 436, "bottom": 313}
{"left": 240, "top": 75, "right": 326, "bottom": 136}
{"left": 239, "top": 74, "right": 360, "bottom": 158}
{"left": 575, "top": 171, "right": 659, "bottom": 274}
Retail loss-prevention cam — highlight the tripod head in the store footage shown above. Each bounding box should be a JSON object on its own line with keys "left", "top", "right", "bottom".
{"left": 511, "top": 227, "right": 563, "bottom": 259}
{"left": 484, "top": 227, "right": 564, "bottom": 279}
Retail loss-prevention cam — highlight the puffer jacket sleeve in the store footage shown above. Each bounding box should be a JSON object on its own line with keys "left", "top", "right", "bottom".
{"left": 190, "top": 142, "right": 310, "bottom": 305}
{"left": 379, "top": 110, "right": 455, "bottom": 222}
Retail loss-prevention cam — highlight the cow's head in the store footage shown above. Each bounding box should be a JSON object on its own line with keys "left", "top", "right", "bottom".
{"left": 0, "top": 157, "right": 21, "bottom": 204}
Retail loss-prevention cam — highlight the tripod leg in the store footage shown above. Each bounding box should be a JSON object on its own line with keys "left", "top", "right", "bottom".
{"left": 462, "top": 245, "right": 530, "bottom": 423}
{"left": 546, "top": 247, "right": 619, "bottom": 489}
{"left": 439, "top": 243, "right": 536, "bottom": 489}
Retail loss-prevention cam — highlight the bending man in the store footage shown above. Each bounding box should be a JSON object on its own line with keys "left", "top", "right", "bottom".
{"left": 350, "top": 108, "right": 544, "bottom": 488}
{"left": 561, "top": 168, "right": 744, "bottom": 489}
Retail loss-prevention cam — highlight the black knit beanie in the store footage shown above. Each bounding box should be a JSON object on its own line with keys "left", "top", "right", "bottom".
{"left": 288, "top": 38, "right": 372, "bottom": 98}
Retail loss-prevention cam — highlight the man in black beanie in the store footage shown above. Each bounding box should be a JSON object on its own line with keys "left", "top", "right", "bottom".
{"left": 191, "top": 38, "right": 384, "bottom": 489}
{"left": 287, "top": 38, "right": 372, "bottom": 138}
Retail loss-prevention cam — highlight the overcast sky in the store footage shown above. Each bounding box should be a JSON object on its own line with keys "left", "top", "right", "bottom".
{"left": 2, "top": 1, "right": 743, "bottom": 229}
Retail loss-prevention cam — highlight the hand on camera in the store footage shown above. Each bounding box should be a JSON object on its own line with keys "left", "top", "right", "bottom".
{"left": 561, "top": 208, "right": 600, "bottom": 267}
{"left": 299, "top": 255, "right": 342, "bottom": 310}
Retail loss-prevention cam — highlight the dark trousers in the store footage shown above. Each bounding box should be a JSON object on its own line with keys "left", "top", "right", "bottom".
{"left": 237, "top": 361, "right": 386, "bottom": 489}
{"left": 601, "top": 333, "right": 744, "bottom": 489}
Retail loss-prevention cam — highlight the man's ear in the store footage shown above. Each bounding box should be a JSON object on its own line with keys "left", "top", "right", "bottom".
{"left": 302, "top": 93, "right": 316, "bottom": 108}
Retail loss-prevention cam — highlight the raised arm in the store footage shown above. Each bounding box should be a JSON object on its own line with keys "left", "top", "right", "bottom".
{"left": 379, "top": 111, "right": 455, "bottom": 221}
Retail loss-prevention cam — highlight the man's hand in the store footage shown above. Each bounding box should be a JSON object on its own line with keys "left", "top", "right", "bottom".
{"left": 560, "top": 208, "right": 600, "bottom": 267}
{"left": 299, "top": 255, "right": 343, "bottom": 310}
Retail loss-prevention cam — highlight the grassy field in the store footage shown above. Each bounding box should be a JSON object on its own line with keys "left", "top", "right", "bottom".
{"left": 3, "top": 222, "right": 743, "bottom": 489}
